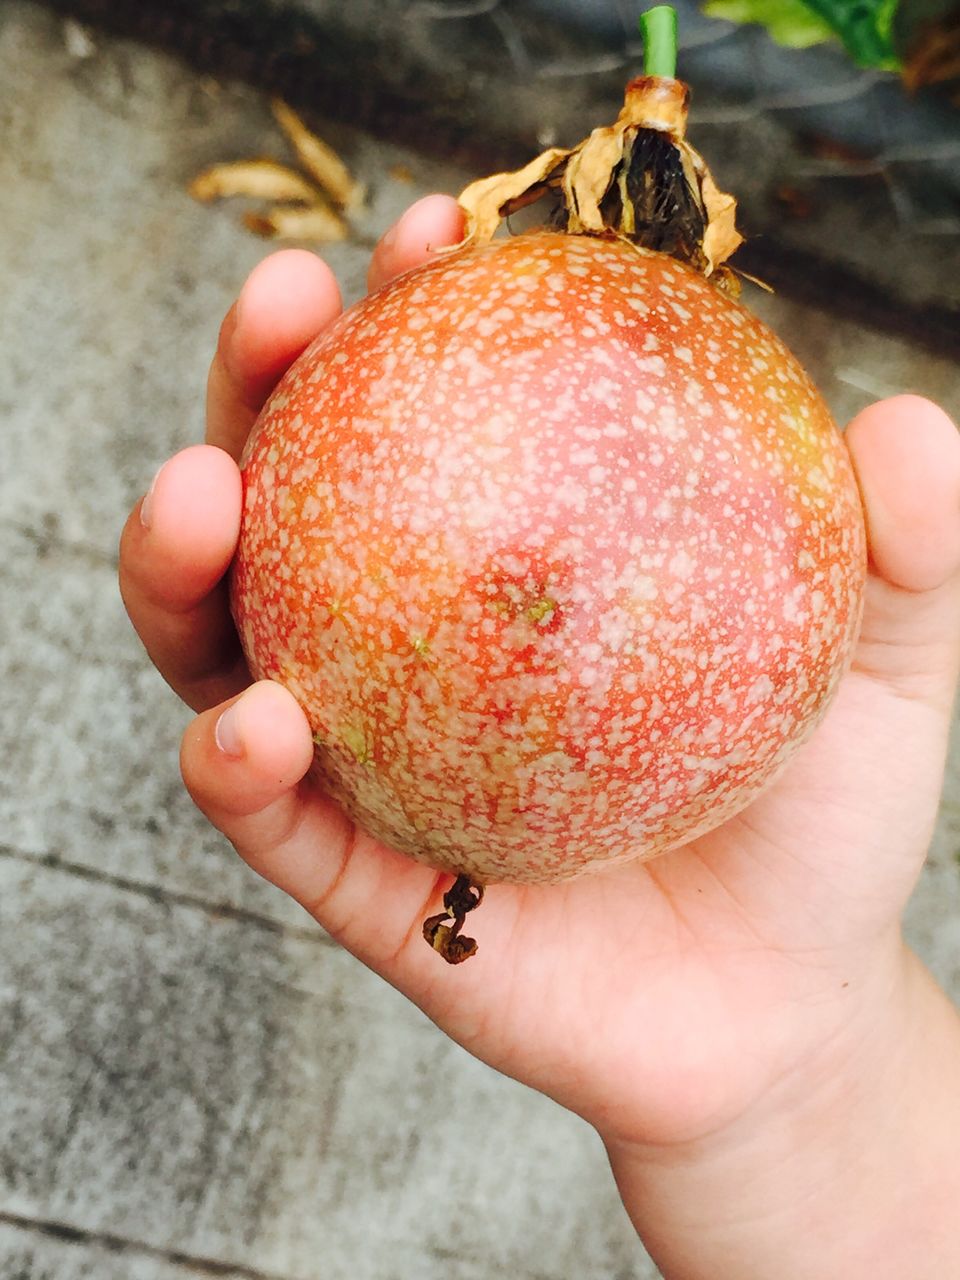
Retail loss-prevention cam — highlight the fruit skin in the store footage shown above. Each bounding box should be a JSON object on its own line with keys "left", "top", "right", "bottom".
{"left": 230, "top": 231, "right": 866, "bottom": 885}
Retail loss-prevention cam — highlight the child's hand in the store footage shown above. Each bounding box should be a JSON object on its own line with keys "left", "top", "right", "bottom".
{"left": 121, "top": 193, "right": 960, "bottom": 1276}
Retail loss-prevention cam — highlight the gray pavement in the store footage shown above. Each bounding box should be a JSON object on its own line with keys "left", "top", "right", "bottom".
{"left": 1, "top": 4, "right": 958, "bottom": 1278}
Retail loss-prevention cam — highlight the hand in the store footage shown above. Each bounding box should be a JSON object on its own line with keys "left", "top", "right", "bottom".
{"left": 120, "top": 194, "right": 960, "bottom": 1170}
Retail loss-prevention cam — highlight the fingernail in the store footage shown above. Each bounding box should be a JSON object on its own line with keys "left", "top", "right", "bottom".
{"left": 139, "top": 462, "right": 165, "bottom": 529}
{"left": 215, "top": 703, "right": 244, "bottom": 759}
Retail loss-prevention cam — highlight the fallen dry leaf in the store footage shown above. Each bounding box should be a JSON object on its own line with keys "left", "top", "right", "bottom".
{"left": 903, "top": 14, "right": 960, "bottom": 95}
{"left": 189, "top": 101, "right": 364, "bottom": 244}
{"left": 243, "top": 205, "right": 348, "bottom": 242}
{"left": 189, "top": 159, "right": 322, "bottom": 205}
{"left": 271, "top": 99, "right": 365, "bottom": 210}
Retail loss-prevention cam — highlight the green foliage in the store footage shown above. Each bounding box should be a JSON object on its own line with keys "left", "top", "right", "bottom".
{"left": 703, "top": 0, "right": 835, "bottom": 50}
{"left": 702, "top": 0, "right": 903, "bottom": 69}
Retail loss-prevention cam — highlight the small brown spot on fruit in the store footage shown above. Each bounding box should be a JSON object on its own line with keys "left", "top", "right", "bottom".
{"left": 341, "top": 722, "right": 372, "bottom": 765}
{"left": 526, "top": 597, "right": 557, "bottom": 625}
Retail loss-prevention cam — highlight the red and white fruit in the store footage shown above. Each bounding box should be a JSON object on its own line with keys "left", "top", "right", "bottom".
{"left": 230, "top": 231, "right": 866, "bottom": 885}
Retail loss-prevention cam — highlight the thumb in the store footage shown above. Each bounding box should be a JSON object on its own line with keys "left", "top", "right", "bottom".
{"left": 847, "top": 395, "right": 960, "bottom": 712}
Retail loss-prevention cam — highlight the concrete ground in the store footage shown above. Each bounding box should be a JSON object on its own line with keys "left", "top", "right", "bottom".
{"left": 1, "top": 4, "right": 958, "bottom": 1278}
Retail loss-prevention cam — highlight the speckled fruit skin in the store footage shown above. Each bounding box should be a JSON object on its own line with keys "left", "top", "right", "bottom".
{"left": 231, "top": 232, "right": 866, "bottom": 885}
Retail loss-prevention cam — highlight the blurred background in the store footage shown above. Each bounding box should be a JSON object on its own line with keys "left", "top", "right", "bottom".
{"left": 1, "top": 2, "right": 958, "bottom": 1277}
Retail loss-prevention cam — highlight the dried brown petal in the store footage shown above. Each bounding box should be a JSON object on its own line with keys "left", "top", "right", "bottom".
{"left": 458, "top": 147, "right": 572, "bottom": 245}
{"left": 697, "top": 160, "right": 743, "bottom": 279}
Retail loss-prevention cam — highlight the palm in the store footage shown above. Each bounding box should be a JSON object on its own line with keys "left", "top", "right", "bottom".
{"left": 121, "top": 222, "right": 959, "bottom": 1149}
{"left": 280, "top": 610, "right": 950, "bottom": 1146}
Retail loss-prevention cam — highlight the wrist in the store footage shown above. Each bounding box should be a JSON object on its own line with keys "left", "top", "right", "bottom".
{"left": 604, "top": 943, "right": 960, "bottom": 1279}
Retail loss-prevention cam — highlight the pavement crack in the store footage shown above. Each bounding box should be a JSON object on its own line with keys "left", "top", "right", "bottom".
{"left": 0, "top": 844, "right": 332, "bottom": 946}
{"left": 1, "top": 517, "right": 119, "bottom": 571}
{"left": 0, "top": 1207, "right": 299, "bottom": 1279}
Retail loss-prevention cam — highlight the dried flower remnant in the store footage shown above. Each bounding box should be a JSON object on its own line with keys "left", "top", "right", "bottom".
{"left": 458, "top": 75, "right": 743, "bottom": 292}
{"left": 423, "top": 878, "right": 486, "bottom": 964}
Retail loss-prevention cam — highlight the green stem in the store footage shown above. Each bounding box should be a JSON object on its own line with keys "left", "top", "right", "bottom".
{"left": 639, "top": 5, "right": 679, "bottom": 79}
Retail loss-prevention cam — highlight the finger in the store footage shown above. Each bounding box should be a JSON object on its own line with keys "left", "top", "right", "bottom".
{"left": 119, "top": 445, "right": 248, "bottom": 711}
{"left": 181, "top": 682, "right": 643, "bottom": 1122}
{"left": 180, "top": 681, "right": 462, "bottom": 974}
{"left": 847, "top": 395, "right": 960, "bottom": 711}
{"left": 181, "top": 681, "right": 316, "bottom": 827}
{"left": 206, "top": 249, "right": 343, "bottom": 459}
{"left": 367, "top": 193, "right": 465, "bottom": 293}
